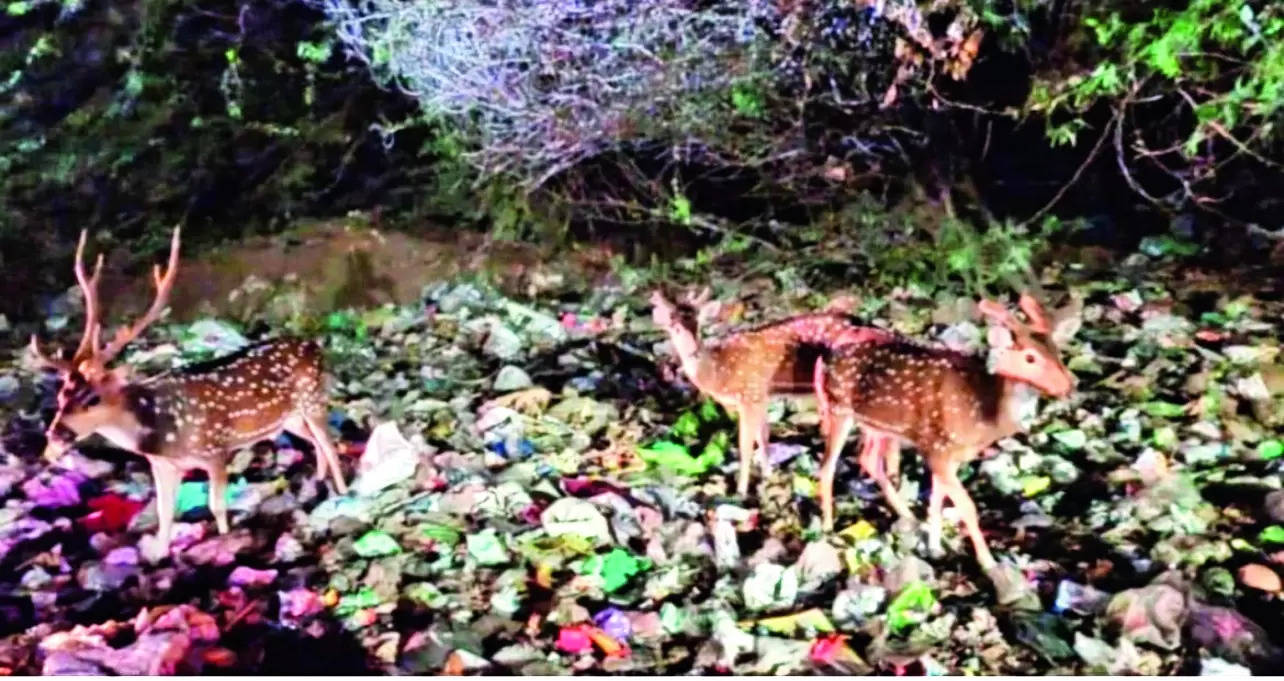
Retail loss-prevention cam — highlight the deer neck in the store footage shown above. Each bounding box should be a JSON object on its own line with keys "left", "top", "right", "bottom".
{"left": 995, "top": 377, "right": 1041, "bottom": 438}
{"left": 99, "top": 384, "right": 168, "bottom": 455}
{"left": 663, "top": 325, "right": 706, "bottom": 382}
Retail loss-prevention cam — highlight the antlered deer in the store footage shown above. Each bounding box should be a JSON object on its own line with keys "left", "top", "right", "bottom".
{"left": 30, "top": 227, "right": 349, "bottom": 550}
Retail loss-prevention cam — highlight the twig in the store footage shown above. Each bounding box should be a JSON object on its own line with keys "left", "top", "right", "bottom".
{"left": 1112, "top": 100, "right": 1168, "bottom": 210}
{"left": 1021, "top": 116, "right": 1114, "bottom": 227}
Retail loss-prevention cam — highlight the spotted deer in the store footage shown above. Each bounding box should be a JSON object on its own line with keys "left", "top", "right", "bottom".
{"left": 650, "top": 287, "right": 895, "bottom": 497}
{"left": 814, "top": 292, "right": 1080, "bottom": 573}
{"left": 30, "top": 227, "right": 349, "bottom": 550}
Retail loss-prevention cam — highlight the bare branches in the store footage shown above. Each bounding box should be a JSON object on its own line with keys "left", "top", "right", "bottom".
{"left": 1022, "top": 116, "right": 1115, "bottom": 228}
{"left": 316, "top": 0, "right": 779, "bottom": 190}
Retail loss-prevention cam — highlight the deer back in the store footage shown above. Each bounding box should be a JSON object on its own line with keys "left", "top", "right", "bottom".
{"left": 821, "top": 340, "right": 1010, "bottom": 456}
{"left": 131, "top": 338, "right": 328, "bottom": 462}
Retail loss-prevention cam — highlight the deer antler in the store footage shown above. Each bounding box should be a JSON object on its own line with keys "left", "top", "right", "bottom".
{"left": 70, "top": 230, "right": 105, "bottom": 363}
{"left": 97, "top": 227, "right": 181, "bottom": 364}
{"left": 28, "top": 334, "right": 72, "bottom": 373}
{"left": 29, "top": 230, "right": 106, "bottom": 373}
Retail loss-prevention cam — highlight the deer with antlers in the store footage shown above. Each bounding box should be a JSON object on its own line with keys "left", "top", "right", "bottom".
{"left": 650, "top": 287, "right": 897, "bottom": 497}
{"left": 813, "top": 291, "right": 1080, "bottom": 577}
{"left": 30, "top": 227, "right": 349, "bottom": 551}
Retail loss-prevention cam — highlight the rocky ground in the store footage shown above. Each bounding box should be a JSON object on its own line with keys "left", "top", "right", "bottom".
{"left": 0, "top": 247, "right": 1283, "bottom": 675}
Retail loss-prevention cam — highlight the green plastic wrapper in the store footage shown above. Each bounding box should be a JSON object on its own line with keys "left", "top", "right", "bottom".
{"left": 580, "top": 547, "right": 652, "bottom": 592}
{"left": 354, "top": 530, "right": 401, "bottom": 558}
{"left": 636, "top": 440, "right": 722, "bottom": 475}
{"left": 886, "top": 581, "right": 936, "bottom": 634}
{"left": 335, "top": 587, "right": 382, "bottom": 615}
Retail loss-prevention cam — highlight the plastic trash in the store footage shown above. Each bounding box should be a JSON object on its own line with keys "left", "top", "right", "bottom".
{"left": 1053, "top": 580, "right": 1112, "bottom": 615}
{"left": 593, "top": 608, "right": 631, "bottom": 641}
{"left": 278, "top": 588, "right": 324, "bottom": 627}
{"left": 175, "top": 478, "right": 249, "bottom": 515}
{"left": 556, "top": 624, "right": 594, "bottom": 655}
{"left": 886, "top": 581, "right": 936, "bottom": 634}
{"left": 636, "top": 439, "right": 724, "bottom": 476}
{"left": 80, "top": 494, "right": 144, "bottom": 533}
{"left": 752, "top": 608, "right": 835, "bottom": 636}
{"left": 227, "top": 566, "right": 278, "bottom": 588}
{"left": 1105, "top": 583, "right": 1186, "bottom": 650}
{"left": 22, "top": 473, "right": 83, "bottom": 508}
{"left": 580, "top": 548, "right": 651, "bottom": 593}
{"left": 743, "top": 563, "right": 799, "bottom": 611}
{"left": 352, "top": 421, "right": 422, "bottom": 496}
{"left": 467, "top": 529, "right": 511, "bottom": 566}
{"left": 353, "top": 530, "right": 402, "bottom": 558}
{"left": 541, "top": 497, "right": 614, "bottom": 546}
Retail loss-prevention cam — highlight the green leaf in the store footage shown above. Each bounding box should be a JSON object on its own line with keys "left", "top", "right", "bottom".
{"left": 1053, "top": 429, "right": 1087, "bottom": 450}
{"left": 1259, "top": 525, "right": 1284, "bottom": 544}
{"left": 669, "top": 193, "right": 692, "bottom": 225}
{"left": 1141, "top": 401, "right": 1187, "bottom": 418}
{"left": 672, "top": 411, "right": 701, "bottom": 438}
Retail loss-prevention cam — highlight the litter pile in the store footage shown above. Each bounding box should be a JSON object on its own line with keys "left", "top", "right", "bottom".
{"left": 0, "top": 262, "right": 1283, "bottom": 674}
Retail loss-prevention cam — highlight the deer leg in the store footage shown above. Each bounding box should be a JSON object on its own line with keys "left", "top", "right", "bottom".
{"left": 872, "top": 438, "right": 915, "bottom": 521}
{"left": 926, "top": 473, "right": 946, "bottom": 558}
{"left": 756, "top": 411, "right": 772, "bottom": 480}
{"left": 735, "top": 402, "right": 764, "bottom": 497}
{"left": 818, "top": 413, "right": 854, "bottom": 532}
{"left": 148, "top": 457, "right": 181, "bottom": 548}
{"left": 302, "top": 413, "right": 349, "bottom": 495}
{"left": 206, "top": 462, "right": 230, "bottom": 535}
{"left": 884, "top": 437, "right": 903, "bottom": 493}
{"left": 283, "top": 415, "right": 327, "bottom": 482}
{"left": 856, "top": 428, "right": 879, "bottom": 480}
{"left": 933, "top": 462, "right": 997, "bottom": 571}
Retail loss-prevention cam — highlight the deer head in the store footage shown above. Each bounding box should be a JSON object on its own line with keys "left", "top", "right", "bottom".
{"left": 650, "top": 286, "right": 720, "bottom": 360}
{"left": 30, "top": 228, "right": 181, "bottom": 461}
{"left": 977, "top": 291, "right": 1081, "bottom": 397}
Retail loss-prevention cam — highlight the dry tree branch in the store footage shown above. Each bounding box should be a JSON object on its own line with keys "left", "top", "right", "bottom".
{"left": 1021, "top": 116, "right": 1115, "bottom": 227}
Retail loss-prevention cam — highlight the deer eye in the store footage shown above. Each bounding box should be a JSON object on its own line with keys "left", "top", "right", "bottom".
{"left": 85, "top": 394, "right": 101, "bottom": 407}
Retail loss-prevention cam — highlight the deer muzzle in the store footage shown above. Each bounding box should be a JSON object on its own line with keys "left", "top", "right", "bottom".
{"left": 42, "top": 425, "right": 74, "bottom": 463}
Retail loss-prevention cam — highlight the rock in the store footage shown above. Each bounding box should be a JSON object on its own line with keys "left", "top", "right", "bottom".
{"left": 1238, "top": 564, "right": 1282, "bottom": 593}
{"left": 794, "top": 541, "right": 842, "bottom": 592}
{"left": 0, "top": 374, "right": 18, "bottom": 403}
{"left": 435, "top": 283, "right": 487, "bottom": 314}
{"left": 483, "top": 323, "right": 523, "bottom": 360}
{"left": 493, "top": 365, "right": 533, "bottom": 391}
{"left": 1264, "top": 490, "right": 1284, "bottom": 523}
{"left": 1105, "top": 583, "right": 1187, "bottom": 650}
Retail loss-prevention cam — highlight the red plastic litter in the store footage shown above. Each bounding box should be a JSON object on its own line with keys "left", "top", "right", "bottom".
{"left": 79, "top": 494, "right": 144, "bottom": 534}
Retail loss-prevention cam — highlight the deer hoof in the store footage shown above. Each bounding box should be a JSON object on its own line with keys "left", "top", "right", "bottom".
{"left": 986, "top": 563, "right": 1040, "bottom": 611}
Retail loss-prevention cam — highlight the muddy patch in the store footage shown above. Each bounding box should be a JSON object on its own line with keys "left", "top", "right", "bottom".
{"left": 93, "top": 221, "right": 618, "bottom": 325}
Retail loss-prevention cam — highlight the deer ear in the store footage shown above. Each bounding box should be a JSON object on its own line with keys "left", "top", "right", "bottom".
{"left": 650, "top": 290, "right": 673, "bottom": 325}
{"left": 696, "top": 300, "right": 722, "bottom": 327}
{"left": 976, "top": 299, "right": 1015, "bottom": 328}
{"left": 1050, "top": 305, "right": 1083, "bottom": 346}
{"left": 107, "top": 365, "right": 133, "bottom": 387}
{"left": 1018, "top": 292, "right": 1052, "bottom": 334}
{"left": 986, "top": 325, "right": 1015, "bottom": 349}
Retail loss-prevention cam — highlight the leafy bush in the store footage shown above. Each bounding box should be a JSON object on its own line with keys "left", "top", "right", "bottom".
{"left": 1023, "top": 0, "right": 1284, "bottom": 222}
{"left": 0, "top": 0, "right": 431, "bottom": 320}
